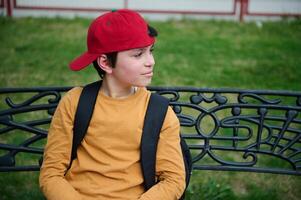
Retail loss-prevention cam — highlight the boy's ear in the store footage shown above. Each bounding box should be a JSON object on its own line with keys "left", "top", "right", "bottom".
{"left": 97, "top": 54, "right": 113, "bottom": 74}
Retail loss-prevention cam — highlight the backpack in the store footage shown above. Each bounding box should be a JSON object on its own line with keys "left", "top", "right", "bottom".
{"left": 63, "top": 80, "right": 192, "bottom": 199}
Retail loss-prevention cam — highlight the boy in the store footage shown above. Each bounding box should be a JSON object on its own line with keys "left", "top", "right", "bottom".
{"left": 39, "top": 9, "right": 185, "bottom": 200}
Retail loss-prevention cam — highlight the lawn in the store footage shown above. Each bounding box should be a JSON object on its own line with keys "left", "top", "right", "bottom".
{"left": 0, "top": 16, "right": 301, "bottom": 199}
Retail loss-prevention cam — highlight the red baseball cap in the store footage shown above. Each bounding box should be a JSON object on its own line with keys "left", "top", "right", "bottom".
{"left": 69, "top": 9, "right": 155, "bottom": 71}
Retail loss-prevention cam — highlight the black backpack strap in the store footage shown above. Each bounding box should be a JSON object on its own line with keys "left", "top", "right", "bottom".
{"left": 66, "top": 80, "right": 102, "bottom": 172}
{"left": 140, "top": 93, "right": 169, "bottom": 190}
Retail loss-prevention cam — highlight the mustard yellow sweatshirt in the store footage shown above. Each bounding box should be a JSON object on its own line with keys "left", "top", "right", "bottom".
{"left": 39, "top": 86, "right": 185, "bottom": 200}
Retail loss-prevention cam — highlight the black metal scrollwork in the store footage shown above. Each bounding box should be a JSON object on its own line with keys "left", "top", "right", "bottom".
{"left": 0, "top": 88, "right": 66, "bottom": 171}
{"left": 1, "top": 86, "right": 301, "bottom": 175}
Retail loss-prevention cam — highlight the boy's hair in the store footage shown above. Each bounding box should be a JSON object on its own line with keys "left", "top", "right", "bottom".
{"left": 93, "top": 25, "right": 158, "bottom": 78}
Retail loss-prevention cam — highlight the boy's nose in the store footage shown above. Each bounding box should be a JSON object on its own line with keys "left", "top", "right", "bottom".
{"left": 145, "top": 54, "right": 155, "bottom": 67}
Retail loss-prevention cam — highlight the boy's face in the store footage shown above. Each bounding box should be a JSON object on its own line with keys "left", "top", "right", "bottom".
{"left": 111, "top": 44, "right": 155, "bottom": 87}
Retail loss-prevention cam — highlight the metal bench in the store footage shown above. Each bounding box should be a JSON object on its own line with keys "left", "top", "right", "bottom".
{"left": 0, "top": 86, "right": 300, "bottom": 176}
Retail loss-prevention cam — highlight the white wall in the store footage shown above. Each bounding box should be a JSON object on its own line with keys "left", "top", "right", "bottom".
{"left": 2, "top": 0, "right": 301, "bottom": 21}
{"left": 249, "top": 0, "right": 301, "bottom": 14}
{"left": 127, "top": 0, "right": 234, "bottom": 12}
{"left": 16, "top": 0, "right": 124, "bottom": 9}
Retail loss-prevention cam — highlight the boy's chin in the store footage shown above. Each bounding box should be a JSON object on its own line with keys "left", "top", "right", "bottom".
{"left": 134, "top": 80, "right": 152, "bottom": 88}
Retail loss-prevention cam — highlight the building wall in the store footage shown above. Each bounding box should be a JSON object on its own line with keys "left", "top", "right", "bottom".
{"left": 1, "top": 0, "right": 301, "bottom": 21}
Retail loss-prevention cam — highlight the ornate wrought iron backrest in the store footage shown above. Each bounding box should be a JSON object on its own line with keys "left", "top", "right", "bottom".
{"left": 0, "top": 86, "right": 301, "bottom": 175}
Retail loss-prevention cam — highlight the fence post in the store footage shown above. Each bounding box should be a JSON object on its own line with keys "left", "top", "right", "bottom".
{"left": 239, "top": 0, "right": 249, "bottom": 22}
{"left": 4, "top": 0, "right": 13, "bottom": 17}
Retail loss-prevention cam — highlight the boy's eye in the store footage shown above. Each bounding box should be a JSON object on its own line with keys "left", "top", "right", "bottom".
{"left": 133, "top": 47, "right": 154, "bottom": 57}
{"left": 134, "top": 51, "right": 143, "bottom": 57}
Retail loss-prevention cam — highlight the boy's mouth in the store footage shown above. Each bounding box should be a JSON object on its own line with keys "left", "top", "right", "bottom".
{"left": 141, "top": 71, "right": 153, "bottom": 76}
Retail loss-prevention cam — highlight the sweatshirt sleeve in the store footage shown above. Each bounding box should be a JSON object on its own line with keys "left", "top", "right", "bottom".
{"left": 39, "top": 87, "right": 83, "bottom": 200}
{"left": 139, "top": 106, "right": 186, "bottom": 200}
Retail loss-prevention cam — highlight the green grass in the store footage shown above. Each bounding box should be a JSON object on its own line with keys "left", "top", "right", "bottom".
{"left": 0, "top": 17, "right": 300, "bottom": 90}
{"left": 0, "top": 17, "right": 301, "bottom": 199}
{"left": 186, "top": 171, "right": 301, "bottom": 200}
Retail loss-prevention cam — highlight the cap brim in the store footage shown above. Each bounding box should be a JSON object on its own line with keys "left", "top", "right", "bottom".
{"left": 69, "top": 52, "right": 99, "bottom": 71}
